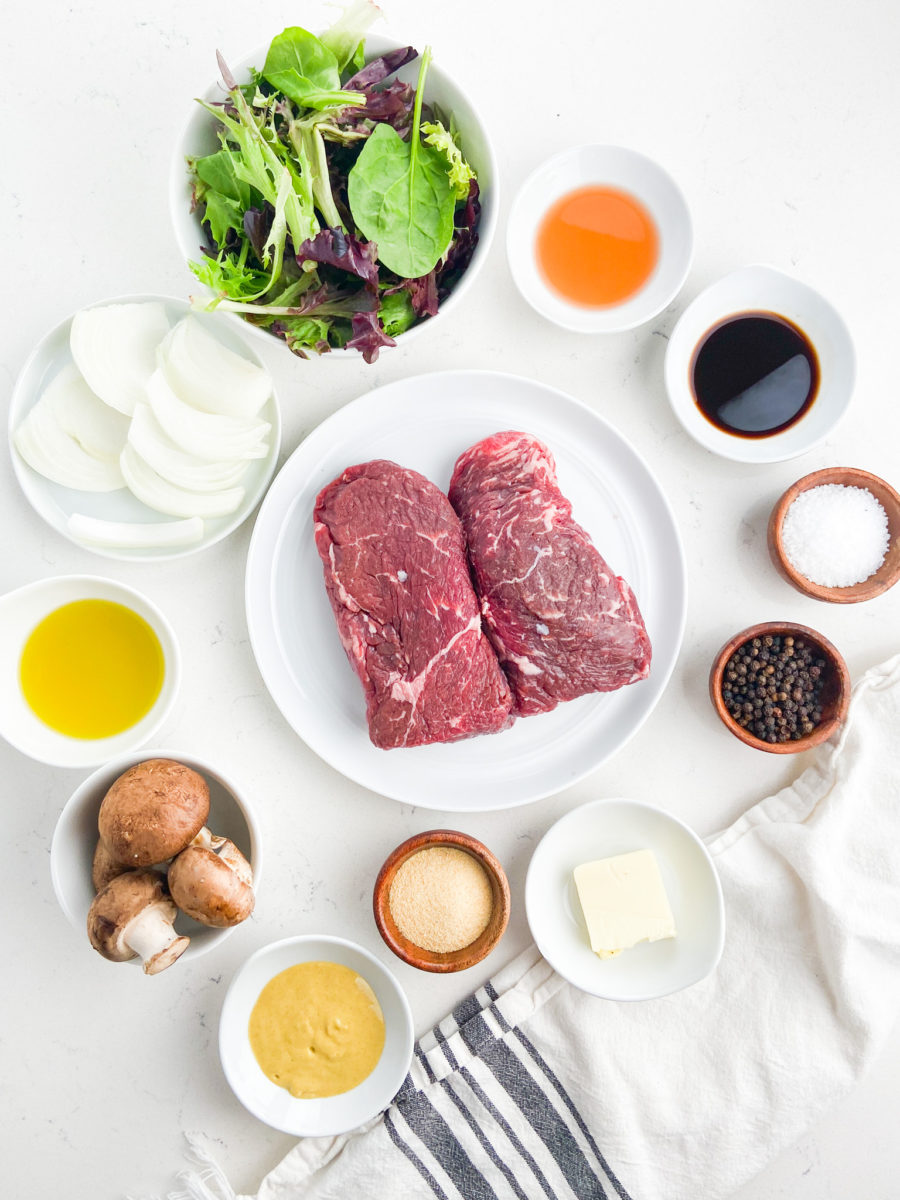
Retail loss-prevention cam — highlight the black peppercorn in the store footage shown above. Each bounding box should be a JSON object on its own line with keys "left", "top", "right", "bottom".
{"left": 719, "top": 632, "right": 830, "bottom": 744}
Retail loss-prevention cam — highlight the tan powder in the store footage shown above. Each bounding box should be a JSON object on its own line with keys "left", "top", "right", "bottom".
{"left": 389, "top": 846, "right": 494, "bottom": 953}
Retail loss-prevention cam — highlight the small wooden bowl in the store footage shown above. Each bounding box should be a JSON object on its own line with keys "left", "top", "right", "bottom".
{"left": 709, "top": 621, "right": 851, "bottom": 754}
{"left": 373, "top": 830, "right": 510, "bottom": 973}
{"left": 768, "top": 467, "right": 900, "bottom": 603}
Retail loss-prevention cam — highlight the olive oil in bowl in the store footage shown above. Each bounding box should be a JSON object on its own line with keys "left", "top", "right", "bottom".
{"left": 19, "top": 599, "right": 165, "bottom": 739}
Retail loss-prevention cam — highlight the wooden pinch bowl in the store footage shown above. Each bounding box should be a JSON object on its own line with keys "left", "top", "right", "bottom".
{"left": 709, "top": 621, "right": 851, "bottom": 754}
{"left": 768, "top": 467, "right": 900, "bottom": 603}
{"left": 373, "top": 830, "right": 510, "bottom": 973}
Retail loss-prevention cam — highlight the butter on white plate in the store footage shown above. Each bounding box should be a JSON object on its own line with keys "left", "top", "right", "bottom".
{"left": 573, "top": 849, "right": 677, "bottom": 959}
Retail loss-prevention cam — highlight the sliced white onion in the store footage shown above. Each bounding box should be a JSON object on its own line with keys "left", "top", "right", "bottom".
{"left": 14, "top": 400, "right": 125, "bottom": 492}
{"left": 128, "top": 403, "right": 249, "bottom": 493}
{"left": 159, "top": 316, "right": 272, "bottom": 418}
{"left": 68, "top": 512, "right": 205, "bottom": 549}
{"left": 120, "top": 444, "right": 245, "bottom": 519}
{"left": 70, "top": 302, "right": 171, "bottom": 416}
{"left": 42, "top": 363, "right": 130, "bottom": 463}
{"left": 146, "top": 370, "right": 269, "bottom": 462}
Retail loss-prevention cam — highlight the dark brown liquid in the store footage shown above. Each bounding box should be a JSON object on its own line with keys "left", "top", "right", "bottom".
{"left": 691, "top": 312, "right": 819, "bottom": 438}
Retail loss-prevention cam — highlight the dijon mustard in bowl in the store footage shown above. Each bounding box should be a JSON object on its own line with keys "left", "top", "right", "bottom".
{"left": 218, "top": 934, "right": 413, "bottom": 1135}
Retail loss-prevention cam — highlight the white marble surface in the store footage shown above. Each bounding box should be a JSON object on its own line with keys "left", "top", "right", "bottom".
{"left": 2, "top": 0, "right": 899, "bottom": 1196}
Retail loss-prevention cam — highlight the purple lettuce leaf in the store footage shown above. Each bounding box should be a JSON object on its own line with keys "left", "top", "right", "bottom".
{"left": 346, "top": 311, "right": 397, "bottom": 363}
{"left": 295, "top": 226, "right": 379, "bottom": 286}
{"left": 434, "top": 178, "right": 481, "bottom": 301}
{"left": 334, "top": 47, "right": 418, "bottom": 138}
{"left": 343, "top": 46, "right": 418, "bottom": 90}
{"left": 403, "top": 271, "right": 439, "bottom": 317}
{"left": 243, "top": 206, "right": 273, "bottom": 261}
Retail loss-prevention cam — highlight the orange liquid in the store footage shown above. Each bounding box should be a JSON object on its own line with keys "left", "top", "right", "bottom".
{"left": 537, "top": 185, "right": 659, "bottom": 307}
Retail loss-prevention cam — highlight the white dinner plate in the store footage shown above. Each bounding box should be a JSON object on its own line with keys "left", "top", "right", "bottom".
{"left": 8, "top": 293, "right": 281, "bottom": 561}
{"left": 245, "top": 370, "right": 687, "bottom": 810}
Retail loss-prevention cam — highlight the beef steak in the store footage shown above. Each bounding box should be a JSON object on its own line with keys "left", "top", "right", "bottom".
{"left": 314, "top": 459, "right": 513, "bottom": 749}
{"left": 448, "top": 431, "right": 652, "bottom": 716}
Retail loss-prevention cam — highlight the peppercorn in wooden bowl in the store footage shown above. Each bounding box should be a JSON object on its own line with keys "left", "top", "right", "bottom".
{"left": 373, "top": 830, "right": 510, "bottom": 973}
{"left": 709, "top": 622, "right": 851, "bottom": 754}
{"left": 767, "top": 467, "right": 900, "bottom": 604}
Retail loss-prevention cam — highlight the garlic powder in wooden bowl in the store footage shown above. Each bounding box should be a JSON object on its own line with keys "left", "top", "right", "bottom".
{"left": 388, "top": 846, "right": 493, "bottom": 953}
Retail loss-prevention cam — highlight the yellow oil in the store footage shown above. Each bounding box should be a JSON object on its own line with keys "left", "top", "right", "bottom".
{"left": 19, "top": 599, "right": 165, "bottom": 739}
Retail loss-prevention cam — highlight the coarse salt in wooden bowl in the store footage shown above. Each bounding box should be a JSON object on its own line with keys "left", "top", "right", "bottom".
{"left": 708, "top": 621, "right": 851, "bottom": 755}
{"left": 767, "top": 467, "right": 900, "bottom": 603}
{"left": 373, "top": 830, "right": 510, "bottom": 973}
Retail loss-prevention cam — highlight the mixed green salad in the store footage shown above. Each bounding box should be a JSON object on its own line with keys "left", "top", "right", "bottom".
{"left": 187, "top": 0, "right": 480, "bottom": 362}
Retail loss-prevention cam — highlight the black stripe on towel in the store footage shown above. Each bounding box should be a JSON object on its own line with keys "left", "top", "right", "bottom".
{"left": 385, "top": 1108, "right": 449, "bottom": 1200}
{"left": 485, "top": 982, "right": 633, "bottom": 1200}
{"left": 452, "top": 991, "right": 484, "bottom": 1030}
{"left": 397, "top": 1086, "right": 502, "bottom": 1200}
{"left": 416, "top": 1043, "right": 438, "bottom": 1083}
{"left": 433, "top": 1022, "right": 556, "bottom": 1199}
{"left": 459, "top": 1016, "right": 607, "bottom": 1200}
{"left": 439, "top": 1076, "right": 532, "bottom": 1200}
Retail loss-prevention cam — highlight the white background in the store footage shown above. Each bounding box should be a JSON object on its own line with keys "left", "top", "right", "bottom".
{"left": 2, "top": 0, "right": 899, "bottom": 1196}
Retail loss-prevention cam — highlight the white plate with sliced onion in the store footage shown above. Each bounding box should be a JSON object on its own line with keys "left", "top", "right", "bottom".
{"left": 246, "top": 370, "right": 687, "bottom": 810}
{"left": 8, "top": 294, "right": 281, "bottom": 561}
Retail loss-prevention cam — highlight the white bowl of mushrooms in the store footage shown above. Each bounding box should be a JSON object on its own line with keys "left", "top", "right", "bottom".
{"left": 51, "top": 750, "right": 261, "bottom": 973}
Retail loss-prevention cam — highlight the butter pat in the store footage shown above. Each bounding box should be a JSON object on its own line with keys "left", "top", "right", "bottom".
{"left": 574, "top": 849, "right": 676, "bottom": 958}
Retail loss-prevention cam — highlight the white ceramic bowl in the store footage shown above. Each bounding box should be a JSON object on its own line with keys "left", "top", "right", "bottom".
{"left": 50, "top": 748, "right": 262, "bottom": 966}
{"left": 169, "top": 34, "right": 498, "bottom": 358}
{"left": 506, "top": 144, "right": 693, "bottom": 333}
{"left": 525, "top": 798, "right": 725, "bottom": 1001}
{"left": 8, "top": 293, "right": 282, "bottom": 561}
{"left": 0, "top": 575, "right": 180, "bottom": 768}
{"left": 219, "top": 934, "right": 413, "bottom": 1135}
{"left": 664, "top": 264, "right": 855, "bottom": 462}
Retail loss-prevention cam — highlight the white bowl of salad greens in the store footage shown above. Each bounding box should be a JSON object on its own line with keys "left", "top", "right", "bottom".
{"left": 170, "top": 6, "right": 497, "bottom": 364}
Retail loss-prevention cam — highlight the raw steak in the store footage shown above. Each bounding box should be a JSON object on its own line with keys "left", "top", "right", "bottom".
{"left": 314, "top": 460, "right": 513, "bottom": 749}
{"left": 448, "top": 431, "right": 652, "bottom": 716}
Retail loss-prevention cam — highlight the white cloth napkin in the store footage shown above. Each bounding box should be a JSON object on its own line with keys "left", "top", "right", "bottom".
{"left": 169, "top": 652, "right": 900, "bottom": 1200}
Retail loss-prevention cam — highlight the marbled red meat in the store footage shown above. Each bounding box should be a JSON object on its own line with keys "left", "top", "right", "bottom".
{"left": 448, "top": 431, "right": 652, "bottom": 716}
{"left": 314, "top": 460, "right": 513, "bottom": 748}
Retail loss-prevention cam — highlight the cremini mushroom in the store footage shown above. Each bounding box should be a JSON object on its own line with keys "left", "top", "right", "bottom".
{"left": 168, "top": 839, "right": 255, "bottom": 928}
{"left": 98, "top": 758, "right": 210, "bottom": 867}
{"left": 91, "top": 838, "right": 133, "bottom": 892}
{"left": 87, "top": 870, "right": 189, "bottom": 974}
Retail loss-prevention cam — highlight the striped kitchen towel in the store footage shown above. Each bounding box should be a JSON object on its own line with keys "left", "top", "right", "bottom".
{"left": 169, "top": 651, "right": 900, "bottom": 1200}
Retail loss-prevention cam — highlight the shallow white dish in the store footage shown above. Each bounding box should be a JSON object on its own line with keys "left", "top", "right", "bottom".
{"left": 664, "top": 264, "right": 855, "bottom": 463}
{"left": 0, "top": 575, "right": 180, "bottom": 768}
{"left": 51, "top": 748, "right": 262, "bottom": 966}
{"left": 525, "top": 798, "right": 725, "bottom": 1000}
{"left": 245, "top": 369, "right": 687, "bottom": 811}
{"left": 169, "top": 33, "right": 497, "bottom": 359}
{"left": 8, "top": 293, "right": 281, "bottom": 560}
{"left": 506, "top": 144, "right": 693, "bottom": 333}
{"left": 219, "top": 934, "right": 413, "bottom": 1135}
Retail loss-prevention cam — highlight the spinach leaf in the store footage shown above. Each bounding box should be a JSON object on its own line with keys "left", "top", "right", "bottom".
{"left": 262, "top": 27, "right": 359, "bottom": 111}
{"left": 347, "top": 47, "right": 455, "bottom": 278}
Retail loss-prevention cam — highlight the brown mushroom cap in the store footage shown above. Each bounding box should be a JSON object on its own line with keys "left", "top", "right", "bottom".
{"left": 91, "top": 838, "right": 133, "bottom": 891}
{"left": 168, "top": 841, "right": 255, "bottom": 928}
{"left": 98, "top": 759, "right": 210, "bottom": 867}
{"left": 87, "top": 869, "right": 190, "bottom": 973}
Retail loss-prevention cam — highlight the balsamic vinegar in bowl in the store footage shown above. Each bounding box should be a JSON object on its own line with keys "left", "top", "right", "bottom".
{"left": 690, "top": 311, "right": 819, "bottom": 438}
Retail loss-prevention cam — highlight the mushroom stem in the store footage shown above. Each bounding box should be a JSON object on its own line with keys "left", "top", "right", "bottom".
{"left": 189, "top": 827, "right": 226, "bottom": 852}
{"left": 126, "top": 903, "right": 190, "bottom": 975}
